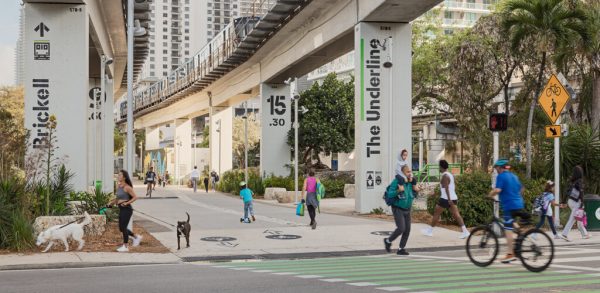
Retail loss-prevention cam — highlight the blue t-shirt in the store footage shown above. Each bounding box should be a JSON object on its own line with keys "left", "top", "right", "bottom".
{"left": 240, "top": 188, "right": 253, "bottom": 203}
{"left": 495, "top": 171, "right": 524, "bottom": 211}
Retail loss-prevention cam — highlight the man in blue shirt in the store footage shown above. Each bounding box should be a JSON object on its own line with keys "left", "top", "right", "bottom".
{"left": 488, "top": 159, "right": 530, "bottom": 263}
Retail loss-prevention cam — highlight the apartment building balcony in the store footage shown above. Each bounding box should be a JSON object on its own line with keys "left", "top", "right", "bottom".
{"left": 172, "top": 29, "right": 182, "bottom": 35}
{"left": 443, "top": 18, "right": 478, "bottom": 28}
{"left": 443, "top": 1, "right": 492, "bottom": 13}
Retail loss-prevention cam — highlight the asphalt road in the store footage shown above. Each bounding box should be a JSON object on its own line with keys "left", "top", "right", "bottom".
{"left": 3, "top": 244, "right": 600, "bottom": 293}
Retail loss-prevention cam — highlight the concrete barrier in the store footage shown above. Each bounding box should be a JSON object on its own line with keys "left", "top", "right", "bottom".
{"left": 344, "top": 184, "right": 355, "bottom": 198}
{"left": 264, "top": 187, "right": 286, "bottom": 200}
{"left": 275, "top": 191, "right": 297, "bottom": 203}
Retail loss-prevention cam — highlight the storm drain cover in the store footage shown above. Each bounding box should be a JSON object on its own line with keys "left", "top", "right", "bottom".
{"left": 371, "top": 231, "right": 393, "bottom": 236}
{"left": 265, "top": 234, "right": 302, "bottom": 240}
{"left": 201, "top": 237, "right": 237, "bottom": 242}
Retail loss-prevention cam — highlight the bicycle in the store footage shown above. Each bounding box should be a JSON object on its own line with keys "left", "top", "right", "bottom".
{"left": 465, "top": 201, "right": 555, "bottom": 272}
{"left": 546, "top": 84, "right": 561, "bottom": 97}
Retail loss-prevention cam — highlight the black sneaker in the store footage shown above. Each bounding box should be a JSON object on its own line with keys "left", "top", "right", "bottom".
{"left": 397, "top": 249, "right": 409, "bottom": 256}
{"left": 383, "top": 238, "right": 391, "bottom": 253}
{"left": 252, "top": 215, "right": 256, "bottom": 222}
{"left": 311, "top": 221, "right": 317, "bottom": 230}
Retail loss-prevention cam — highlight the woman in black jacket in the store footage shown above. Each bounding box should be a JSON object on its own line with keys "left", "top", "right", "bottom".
{"left": 560, "top": 166, "right": 591, "bottom": 240}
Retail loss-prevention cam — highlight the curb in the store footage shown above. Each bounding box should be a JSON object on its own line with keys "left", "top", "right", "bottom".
{"left": 181, "top": 245, "right": 466, "bottom": 263}
{"left": 0, "top": 261, "right": 182, "bottom": 271}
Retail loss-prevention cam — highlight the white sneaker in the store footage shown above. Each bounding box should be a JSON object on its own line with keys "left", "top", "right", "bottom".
{"left": 554, "top": 234, "right": 567, "bottom": 240}
{"left": 421, "top": 227, "right": 433, "bottom": 237}
{"left": 116, "top": 245, "right": 129, "bottom": 252}
{"left": 583, "top": 233, "right": 591, "bottom": 239}
{"left": 459, "top": 231, "right": 470, "bottom": 239}
{"left": 132, "top": 235, "right": 143, "bottom": 247}
{"left": 561, "top": 235, "right": 571, "bottom": 242}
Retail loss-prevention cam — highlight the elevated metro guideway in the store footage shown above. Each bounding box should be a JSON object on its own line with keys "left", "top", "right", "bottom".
{"left": 117, "top": 0, "right": 311, "bottom": 122}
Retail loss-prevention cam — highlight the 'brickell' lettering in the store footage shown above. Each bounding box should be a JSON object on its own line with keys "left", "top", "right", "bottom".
{"left": 32, "top": 79, "right": 50, "bottom": 149}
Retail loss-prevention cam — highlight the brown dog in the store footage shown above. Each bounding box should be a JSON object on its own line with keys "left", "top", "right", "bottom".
{"left": 177, "top": 212, "right": 191, "bottom": 250}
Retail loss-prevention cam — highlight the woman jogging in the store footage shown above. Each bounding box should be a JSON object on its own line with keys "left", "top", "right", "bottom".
{"left": 109, "top": 170, "right": 143, "bottom": 252}
{"left": 302, "top": 170, "right": 320, "bottom": 230}
{"left": 560, "top": 166, "right": 591, "bottom": 240}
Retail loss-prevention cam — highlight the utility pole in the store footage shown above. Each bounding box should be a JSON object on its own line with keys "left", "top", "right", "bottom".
{"left": 244, "top": 102, "right": 249, "bottom": 183}
{"left": 126, "top": 0, "right": 134, "bottom": 173}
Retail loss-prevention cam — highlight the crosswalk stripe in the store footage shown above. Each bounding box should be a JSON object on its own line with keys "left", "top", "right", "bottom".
{"left": 553, "top": 256, "right": 600, "bottom": 263}
{"left": 226, "top": 257, "right": 421, "bottom": 269}
{"left": 375, "top": 271, "right": 549, "bottom": 286}
{"left": 308, "top": 264, "right": 476, "bottom": 278}
{"left": 228, "top": 256, "right": 377, "bottom": 266}
{"left": 414, "top": 274, "right": 600, "bottom": 292}
{"left": 553, "top": 269, "right": 581, "bottom": 273}
{"left": 343, "top": 267, "right": 519, "bottom": 282}
{"left": 244, "top": 259, "right": 426, "bottom": 271}
{"left": 250, "top": 270, "right": 273, "bottom": 273}
{"left": 438, "top": 278, "right": 600, "bottom": 293}
{"left": 272, "top": 272, "right": 297, "bottom": 275}
{"left": 375, "top": 287, "right": 410, "bottom": 291}
{"left": 296, "top": 275, "right": 323, "bottom": 279}
{"left": 273, "top": 261, "right": 457, "bottom": 274}
{"left": 319, "top": 278, "right": 348, "bottom": 282}
{"left": 347, "top": 282, "right": 378, "bottom": 286}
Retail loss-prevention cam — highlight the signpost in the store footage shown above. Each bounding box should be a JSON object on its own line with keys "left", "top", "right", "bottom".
{"left": 538, "top": 74, "right": 571, "bottom": 227}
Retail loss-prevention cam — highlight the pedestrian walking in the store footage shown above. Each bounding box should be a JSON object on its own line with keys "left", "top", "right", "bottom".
{"left": 535, "top": 181, "right": 566, "bottom": 240}
{"left": 302, "top": 169, "right": 321, "bottom": 230}
{"left": 560, "top": 166, "right": 591, "bottom": 240}
{"left": 145, "top": 167, "right": 156, "bottom": 197}
{"left": 164, "top": 171, "right": 170, "bottom": 187}
{"left": 203, "top": 177, "right": 209, "bottom": 193}
{"left": 190, "top": 166, "right": 200, "bottom": 192}
{"left": 239, "top": 181, "right": 255, "bottom": 223}
{"left": 108, "top": 170, "right": 143, "bottom": 252}
{"left": 421, "top": 160, "right": 470, "bottom": 239}
{"left": 210, "top": 170, "right": 217, "bottom": 192}
{"left": 384, "top": 165, "right": 421, "bottom": 255}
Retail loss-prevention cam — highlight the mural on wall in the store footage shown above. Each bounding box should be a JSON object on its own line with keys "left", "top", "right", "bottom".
{"left": 144, "top": 149, "right": 167, "bottom": 176}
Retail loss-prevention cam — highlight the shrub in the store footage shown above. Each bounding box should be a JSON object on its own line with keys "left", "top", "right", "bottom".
{"left": 217, "top": 168, "right": 263, "bottom": 195}
{"left": 0, "top": 177, "right": 34, "bottom": 251}
{"left": 320, "top": 178, "right": 346, "bottom": 198}
{"left": 371, "top": 207, "right": 385, "bottom": 215}
{"left": 70, "top": 188, "right": 117, "bottom": 221}
{"left": 426, "top": 171, "right": 546, "bottom": 227}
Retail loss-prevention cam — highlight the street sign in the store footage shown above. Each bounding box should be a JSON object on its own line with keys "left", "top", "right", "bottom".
{"left": 545, "top": 125, "right": 562, "bottom": 138}
{"left": 538, "top": 74, "right": 570, "bottom": 124}
{"left": 489, "top": 113, "right": 508, "bottom": 131}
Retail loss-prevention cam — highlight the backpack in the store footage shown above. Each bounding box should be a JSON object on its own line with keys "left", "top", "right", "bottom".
{"left": 533, "top": 193, "right": 544, "bottom": 215}
{"left": 383, "top": 178, "right": 400, "bottom": 206}
{"left": 215, "top": 175, "right": 220, "bottom": 182}
{"left": 316, "top": 181, "right": 325, "bottom": 201}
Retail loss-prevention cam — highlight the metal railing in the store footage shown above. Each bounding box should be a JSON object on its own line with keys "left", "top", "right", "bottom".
{"left": 415, "top": 163, "right": 464, "bottom": 184}
{"left": 119, "top": 0, "right": 285, "bottom": 121}
{"left": 443, "top": 0, "right": 492, "bottom": 11}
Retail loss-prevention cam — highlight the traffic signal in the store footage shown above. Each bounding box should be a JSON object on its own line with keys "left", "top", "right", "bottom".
{"left": 489, "top": 113, "right": 508, "bottom": 132}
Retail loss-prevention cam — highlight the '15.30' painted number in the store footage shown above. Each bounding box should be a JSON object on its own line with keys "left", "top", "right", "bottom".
{"left": 267, "top": 95, "right": 286, "bottom": 116}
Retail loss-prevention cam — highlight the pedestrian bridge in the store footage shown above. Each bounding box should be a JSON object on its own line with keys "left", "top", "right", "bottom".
{"left": 118, "top": 0, "right": 441, "bottom": 213}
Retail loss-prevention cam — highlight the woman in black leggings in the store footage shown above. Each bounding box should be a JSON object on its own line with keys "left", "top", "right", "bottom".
{"left": 109, "top": 170, "right": 142, "bottom": 252}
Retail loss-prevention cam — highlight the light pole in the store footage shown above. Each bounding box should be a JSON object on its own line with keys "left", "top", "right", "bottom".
{"left": 176, "top": 137, "right": 182, "bottom": 186}
{"left": 243, "top": 102, "right": 249, "bottom": 183}
{"left": 126, "top": 0, "right": 134, "bottom": 173}
{"left": 286, "top": 78, "right": 308, "bottom": 204}
{"left": 216, "top": 119, "right": 222, "bottom": 175}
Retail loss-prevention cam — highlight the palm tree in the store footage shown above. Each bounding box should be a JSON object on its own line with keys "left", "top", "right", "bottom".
{"left": 502, "top": 0, "right": 588, "bottom": 179}
{"left": 582, "top": 0, "right": 600, "bottom": 130}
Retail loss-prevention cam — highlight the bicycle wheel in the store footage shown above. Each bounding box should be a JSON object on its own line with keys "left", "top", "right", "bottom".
{"left": 466, "top": 226, "right": 499, "bottom": 267}
{"left": 518, "top": 228, "right": 554, "bottom": 272}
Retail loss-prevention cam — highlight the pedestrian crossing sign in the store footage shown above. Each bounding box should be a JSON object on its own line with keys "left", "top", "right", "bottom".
{"left": 538, "top": 74, "right": 570, "bottom": 124}
{"left": 545, "top": 125, "right": 561, "bottom": 138}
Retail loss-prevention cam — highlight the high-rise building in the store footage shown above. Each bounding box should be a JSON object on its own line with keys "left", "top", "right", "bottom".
{"left": 15, "top": 7, "right": 24, "bottom": 86}
{"left": 436, "top": 0, "right": 498, "bottom": 34}
{"left": 139, "top": 0, "right": 208, "bottom": 83}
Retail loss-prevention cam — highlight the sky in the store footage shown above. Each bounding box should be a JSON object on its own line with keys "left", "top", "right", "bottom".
{"left": 0, "top": 0, "right": 21, "bottom": 87}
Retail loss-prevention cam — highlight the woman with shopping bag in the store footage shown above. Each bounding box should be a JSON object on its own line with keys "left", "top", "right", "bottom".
{"left": 560, "top": 166, "right": 591, "bottom": 241}
{"left": 302, "top": 169, "right": 321, "bottom": 230}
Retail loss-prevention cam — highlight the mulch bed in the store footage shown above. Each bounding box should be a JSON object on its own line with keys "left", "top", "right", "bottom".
{"left": 0, "top": 221, "right": 169, "bottom": 255}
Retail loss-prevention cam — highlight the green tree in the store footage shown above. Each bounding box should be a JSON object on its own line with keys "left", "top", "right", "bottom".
{"left": 199, "top": 126, "right": 209, "bottom": 148}
{"left": 502, "top": 0, "right": 588, "bottom": 178}
{"left": 114, "top": 127, "right": 125, "bottom": 155}
{"left": 0, "top": 87, "right": 27, "bottom": 180}
{"left": 287, "top": 73, "right": 354, "bottom": 169}
{"left": 582, "top": 0, "right": 600, "bottom": 129}
{"left": 232, "top": 113, "right": 260, "bottom": 169}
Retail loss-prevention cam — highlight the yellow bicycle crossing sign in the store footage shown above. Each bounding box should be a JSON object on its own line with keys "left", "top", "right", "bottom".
{"left": 538, "top": 74, "right": 570, "bottom": 124}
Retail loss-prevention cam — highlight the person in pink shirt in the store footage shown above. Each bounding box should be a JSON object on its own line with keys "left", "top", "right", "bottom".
{"left": 302, "top": 170, "right": 320, "bottom": 230}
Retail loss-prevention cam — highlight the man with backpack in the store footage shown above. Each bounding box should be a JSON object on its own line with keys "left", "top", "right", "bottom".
{"left": 383, "top": 165, "right": 421, "bottom": 255}
{"left": 210, "top": 170, "right": 219, "bottom": 192}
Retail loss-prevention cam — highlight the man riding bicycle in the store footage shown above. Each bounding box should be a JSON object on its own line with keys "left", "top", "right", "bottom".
{"left": 488, "top": 159, "right": 531, "bottom": 263}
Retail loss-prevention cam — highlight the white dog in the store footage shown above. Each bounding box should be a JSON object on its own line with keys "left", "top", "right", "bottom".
{"left": 36, "top": 212, "right": 92, "bottom": 252}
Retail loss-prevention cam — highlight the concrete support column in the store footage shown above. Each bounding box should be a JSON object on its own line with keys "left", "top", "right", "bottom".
{"left": 145, "top": 126, "right": 160, "bottom": 150}
{"left": 174, "top": 119, "right": 192, "bottom": 186}
{"left": 260, "top": 83, "right": 291, "bottom": 177}
{"left": 101, "top": 78, "right": 114, "bottom": 192}
{"left": 210, "top": 107, "right": 233, "bottom": 176}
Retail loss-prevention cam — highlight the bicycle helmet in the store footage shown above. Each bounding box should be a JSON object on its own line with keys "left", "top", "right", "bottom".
{"left": 493, "top": 159, "right": 509, "bottom": 167}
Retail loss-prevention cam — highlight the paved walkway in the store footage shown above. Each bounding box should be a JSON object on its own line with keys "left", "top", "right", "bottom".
{"left": 0, "top": 182, "right": 595, "bottom": 269}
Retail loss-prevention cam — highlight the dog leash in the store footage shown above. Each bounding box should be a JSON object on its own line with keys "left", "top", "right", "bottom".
{"left": 130, "top": 208, "right": 177, "bottom": 228}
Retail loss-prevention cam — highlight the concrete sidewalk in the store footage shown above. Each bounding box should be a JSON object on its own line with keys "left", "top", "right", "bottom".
{"left": 1, "top": 182, "right": 595, "bottom": 270}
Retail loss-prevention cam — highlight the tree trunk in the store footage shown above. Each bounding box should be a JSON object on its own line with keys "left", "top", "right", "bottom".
{"left": 592, "top": 71, "right": 600, "bottom": 131}
{"left": 526, "top": 52, "right": 547, "bottom": 179}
